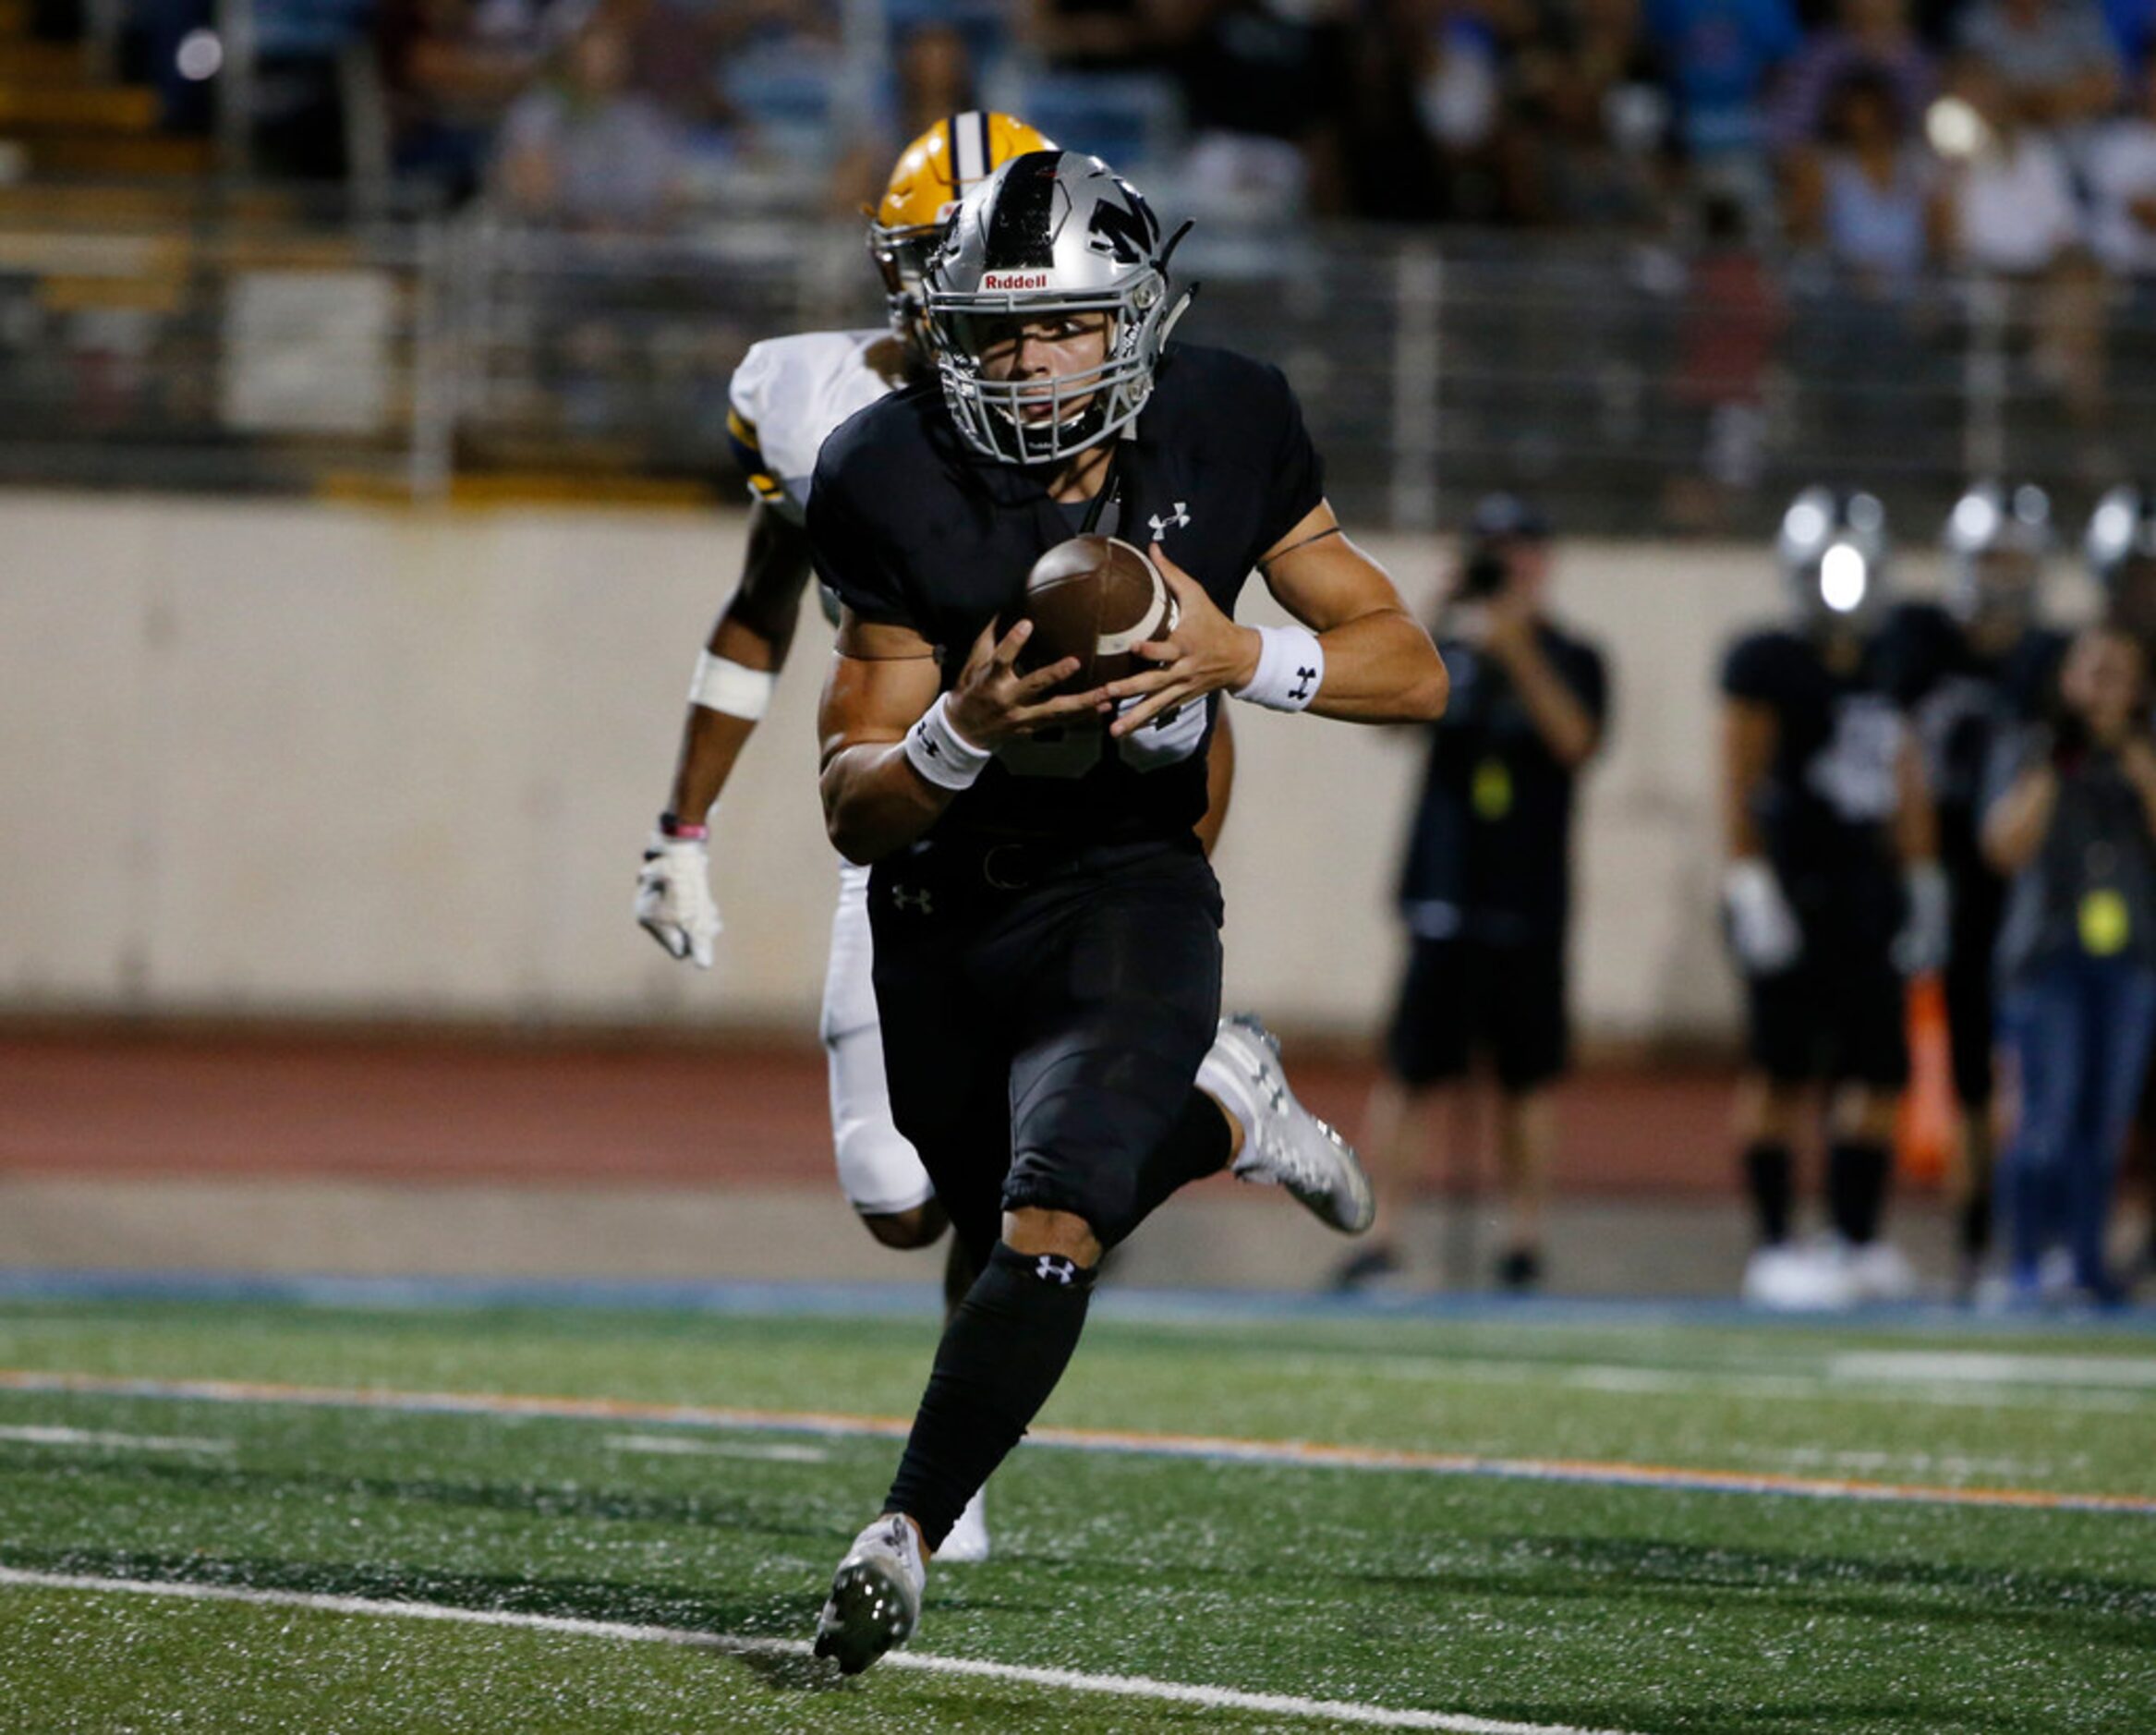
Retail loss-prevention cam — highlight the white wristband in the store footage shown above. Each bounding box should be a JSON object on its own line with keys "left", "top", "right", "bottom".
{"left": 1231, "top": 624, "right": 1325, "bottom": 712}
{"left": 903, "top": 692, "right": 993, "bottom": 792}
{"left": 689, "top": 650, "right": 776, "bottom": 720}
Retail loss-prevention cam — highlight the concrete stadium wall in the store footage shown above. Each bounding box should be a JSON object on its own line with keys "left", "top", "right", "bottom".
{"left": 0, "top": 492, "right": 2099, "bottom": 1041}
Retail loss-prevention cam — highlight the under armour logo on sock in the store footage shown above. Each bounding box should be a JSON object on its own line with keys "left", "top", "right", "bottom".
{"left": 893, "top": 885, "right": 933, "bottom": 915}
{"left": 1288, "top": 665, "right": 1317, "bottom": 701}
{"left": 1035, "top": 1255, "right": 1078, "bottom": 1286}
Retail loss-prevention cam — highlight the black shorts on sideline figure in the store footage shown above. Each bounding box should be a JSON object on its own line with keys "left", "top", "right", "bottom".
{"left": 868, "top": 834, "right": 1226, "bottom": 1266}
{"left": 1386, "top": 936, "right": 1569, "bottom": 1093}
{"left": 1746, "top": 940, "right": 1909, "bottom": 1090}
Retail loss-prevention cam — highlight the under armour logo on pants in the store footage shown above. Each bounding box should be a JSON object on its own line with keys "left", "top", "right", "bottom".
{"left": 1035, "top": 1255, "right": 1077, "bottom": 1285}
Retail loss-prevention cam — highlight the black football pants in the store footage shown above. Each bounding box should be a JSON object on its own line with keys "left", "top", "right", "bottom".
{"left": 867, "top": 835, "right": 1227, "bottom": 1264}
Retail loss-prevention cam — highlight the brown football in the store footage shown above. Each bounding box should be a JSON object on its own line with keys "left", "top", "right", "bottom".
{"left": 1002, "top": 534, "right": 1177, "bottom": 697}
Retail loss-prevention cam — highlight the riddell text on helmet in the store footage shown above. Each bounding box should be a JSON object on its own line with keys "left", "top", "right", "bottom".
{"left": 982, "top": 272, "right": 1051, "bottom": 290}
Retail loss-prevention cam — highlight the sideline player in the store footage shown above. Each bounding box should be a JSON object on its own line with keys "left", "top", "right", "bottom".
{"left": 1883, "top": 483, "right": 2066, "bottom": 1298}
{"left": 806, "top": 151, "right": 1447, "bottom": 1674}
{"left": 1719, "top": 489, "right": 1945, "bottom": 1310}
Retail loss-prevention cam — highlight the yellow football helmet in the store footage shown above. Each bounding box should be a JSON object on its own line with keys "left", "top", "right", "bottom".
{"left": 869, "top": 111, "right": 1055, "bottom": 346}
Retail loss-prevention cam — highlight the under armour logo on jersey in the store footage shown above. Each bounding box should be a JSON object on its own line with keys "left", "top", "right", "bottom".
{"left": 1035, "top": 1255, "right": 1078, "bottom": 1286}
{"left": 1288, "top": 665, "right": 1318, "bottom": 701}
{"left": 1147, "top": 502, "right": 1191, "bottom": 540}
{"left": 892, "top": 885, "right": 933, "bottom": 916}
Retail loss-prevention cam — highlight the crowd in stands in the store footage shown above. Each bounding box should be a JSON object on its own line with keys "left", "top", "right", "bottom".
{"left": 107, "top": 0, "right": 2156, "bottom": 268}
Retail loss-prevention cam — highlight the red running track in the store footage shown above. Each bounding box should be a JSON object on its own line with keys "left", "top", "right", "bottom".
{"left": 0, "top": 1031, "right": 1738, "bottom": 1196}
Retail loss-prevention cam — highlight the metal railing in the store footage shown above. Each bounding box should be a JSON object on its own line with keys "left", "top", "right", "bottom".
{"left": 1, "top": 191, "right": 2149, "bottom": 533}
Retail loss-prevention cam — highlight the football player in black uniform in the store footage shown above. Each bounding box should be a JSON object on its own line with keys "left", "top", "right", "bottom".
{"left": 1882, "top": 483, "right": 2067, "bottom": 1298}
{"left": 1720, "top": 489, "right": 1945, "bottom": 1309}
{"left": 805, "top": 151, "right": 1447, "bottom": 1673}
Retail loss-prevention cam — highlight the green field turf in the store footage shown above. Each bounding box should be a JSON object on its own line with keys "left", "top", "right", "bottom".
{"left": 0, "top": 1294, "right": 2151, "bottom": 1733}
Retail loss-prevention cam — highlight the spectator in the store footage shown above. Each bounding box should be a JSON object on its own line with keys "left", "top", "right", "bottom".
{"left": 1025, "top": 0, "right": 1161, "bottom": 70}
{"left": 1339, "top": 496, "right": 1608, "bottom": 1293}
{"left": 1786, "top": 70, "right": 1946, "bottom": 294}
{"left": 379, "top": 0, "right": 556, "bottom": 202}
{"left": 1982, "top": 623, "right": 2156, "bottom": 1308}
{"left": 2089, "top": 56, "right": 2156, "bottom": 276}
{"left": 1664, "top": 192, "right": 1784, "bottom": 531}
{"left": 497, "top": 18, "right": 686, "bottom": 228}
{"left": 1770, "top": 0, "right": 1938, "bottom": 160}
{"left": 1506, "top": 0, "right": 1672, "bottom": 228}
{"left": 1641, "top": 0, "right": 1803, "bottom": 193}
{"left": 1157, "top": 0, "right": 1355, "bottom": 217}
{"left": 1940, "top": 58, "right": 2108, "bottom": 441}
{"left": 829, "top": 21, "right": 979, "bottom": 216}
{"left": 1956, "top": 0, "right": 2122, "bottom": 133}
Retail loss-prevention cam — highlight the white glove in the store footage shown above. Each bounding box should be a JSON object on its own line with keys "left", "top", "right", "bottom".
{"left": 1892, "top": 860, "right": 1951, "bottom": 977}
{"left": 1723, "top": 858, "right": 1801, "bottom": 977}
{"left": 635, "top": 832, "right": 721, "bottom": 968}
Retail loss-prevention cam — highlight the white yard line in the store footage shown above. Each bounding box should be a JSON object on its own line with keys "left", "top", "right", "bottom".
{"left": 0, "top": 1565, "right": 1643, "bottom": 1735}
{"left": 1829, "top": 1351, "right": 2156, "bottom": 1389}
{"left": 0, "top": 1424, "right": 231, "bottom": 1454}
{"left": 1272, "top": 1353, "right": 2156, "bottom": 1413}
{"left": 602, "top": 1433, "right": 829, "bottom": 1463}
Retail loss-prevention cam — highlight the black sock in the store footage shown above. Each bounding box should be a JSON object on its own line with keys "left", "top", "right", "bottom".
{"left": 1827, "top": 1141, "right": 1892, "bottom": 1245}
{"left": 885, "top": 1241, "right": 1096, "bottom": 1551}
{"left": 1743, "top": 1142, "right": 1795, "bottom": 1245}
{"left": 1958, "top": 1188, "right": 1992, "bottom": 1263}
{"left": 940, "top": 1234, "right": 978, "bottom": 1318}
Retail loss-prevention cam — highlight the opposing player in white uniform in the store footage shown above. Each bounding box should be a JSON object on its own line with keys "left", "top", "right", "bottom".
{"left": 635, "top": 114, "right": 1360, "bottom": 1562}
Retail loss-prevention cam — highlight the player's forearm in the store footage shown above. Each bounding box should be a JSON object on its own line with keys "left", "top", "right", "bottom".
{"left": 1301, "top": 611, "right": 1447, "bottom": 723}
{"left": 1894, "top": 740, "right": 1938, "bottom": 867}
{"left": 661, "top": 616, "right": 784, "bottom": 821}
{"left": 1982, "top": 768, "right": 2057, "bottom": 874}
{"left": 1490, "top": 637, "right": 1599, "bottom": 768}
{"left": 820, "top": 742, "right": 957, "bottom": 865}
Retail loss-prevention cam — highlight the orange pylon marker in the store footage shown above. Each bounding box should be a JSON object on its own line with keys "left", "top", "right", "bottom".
{"left": 1897, "top": 971, "right": 1955, "bottom": 1186}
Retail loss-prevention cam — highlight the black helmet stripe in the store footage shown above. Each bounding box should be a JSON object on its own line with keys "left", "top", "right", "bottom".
{"left": 983, "top": 152, "right": 1064, "bottom": 269}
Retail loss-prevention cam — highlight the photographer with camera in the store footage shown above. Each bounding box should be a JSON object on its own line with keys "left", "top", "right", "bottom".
{"left": 1338, "top": 495, "right": 1607, "bottom": 1292}
{"left": 1981, "top": 624, "right": 2156, "bottom": 1308}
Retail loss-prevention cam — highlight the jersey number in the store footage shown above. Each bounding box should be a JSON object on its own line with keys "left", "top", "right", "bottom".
{"left": 1806, "top": 695, "right": 1904, "bottom": 822}
{"left": 996, "top": 698, "right": 1208, "bottom": 779}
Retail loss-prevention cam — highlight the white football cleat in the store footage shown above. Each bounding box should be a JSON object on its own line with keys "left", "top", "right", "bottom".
{"left": 937, "top": 1487, "right": 991, "bottom": 1564}
{"left": 1742, "top": 1241, "right": 1859, "bottom": 1312}
{"left": 1207, "top": 1013, "right": 1375, "bottom": 1235}
{"left": 1843, "top": 1237, "right": 1918, "bottom": 1303}
{"left": 814, "top": 1514, "right": 926, "bottom": 1676}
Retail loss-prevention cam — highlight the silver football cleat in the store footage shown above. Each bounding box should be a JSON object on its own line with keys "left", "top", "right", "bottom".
{"left": 814, "top": 1513, "right": 926, "bottom": 1676}
{"left": 1216, "top": 1013, "right": 1375, "bottom": 1234}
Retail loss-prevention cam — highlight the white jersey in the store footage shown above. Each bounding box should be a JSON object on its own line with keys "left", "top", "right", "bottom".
{"left": 725, "top": 328, "right": 902, "bottom": 525}
{"left": 725, "top": 326, "right": 928, "bottom": 1213}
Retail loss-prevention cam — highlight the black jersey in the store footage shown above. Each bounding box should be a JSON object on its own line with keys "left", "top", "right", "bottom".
{"left": 1881, "top": 601, "right": 2066, "bottom": 864}
{"left": 1721, "top": 625, "right": 1906, "bottom": 940}
{"left": 1396, "top": 618, "right": 1607, "bottom": 947}
{"left": 808, "top": 341, "right": 1326, "bottom": 848}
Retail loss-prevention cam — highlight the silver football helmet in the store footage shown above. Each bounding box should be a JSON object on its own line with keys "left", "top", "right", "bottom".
{"left": 1779, "top": 486, "right": 1889, "bottom": 627}
{"left": 2087, "top": 484, "right": 2156, "bottom": 588}
{"left": 923, "top": 150, "right": 1191, "bottom": 466}
{"left": 1943, "top": 480, "right": 2050, "bottom": 626}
